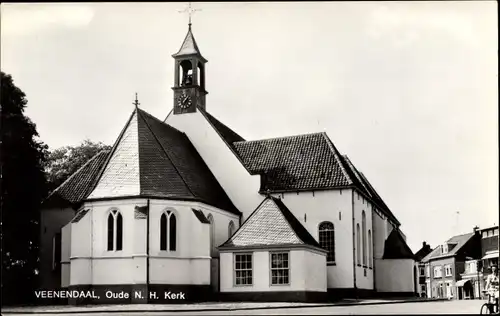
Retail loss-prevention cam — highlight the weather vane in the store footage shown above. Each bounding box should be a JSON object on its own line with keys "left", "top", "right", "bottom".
{"left": 133, "top": 93, "right": 140, "bottom": 108}
{"left": 178, "top": 2, "right": 202, "bottom": 26}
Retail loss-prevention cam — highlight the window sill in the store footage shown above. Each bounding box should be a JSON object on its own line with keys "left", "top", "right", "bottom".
{"left": 270, "top": 283, "right": 291, "bottom": 287}
{"left": 327, "top": 262, "right": 336, "bottom": 266}
{"left": 357, "top": 264, "right": 362, "bottom": 267}
{"left": 233, "top": 284, "right": 253, "bottom": 287}
{"left": 363, "top": 265, "right": 368, "bottom": 268}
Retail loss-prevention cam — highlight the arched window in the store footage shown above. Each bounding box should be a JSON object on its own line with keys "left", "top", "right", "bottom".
{"left": 207, "top": 214, "right": 215, "bottom": 257}
{"left": 228, "top": 221, "right": 235, "bottom": 238}
{"left": 362, "top": 211, "right": 367, "bottom": 266}
{"left": 356, "top": 223, "right": 361, "bottom": 265}
{"left": 160, "top": 210, "right": 177, "bottom": 251}
{"left": 318, "top": 222, "right": 335, "bottom": 263}
{"left": 107, "top": 210, "right": 123, "bottom": 251}
{"left": 368, "top": 229, "right": 373, "bottom": 268}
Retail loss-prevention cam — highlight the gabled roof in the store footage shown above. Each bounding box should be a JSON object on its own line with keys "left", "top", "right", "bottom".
{"left": 172, "top": 25, "right": 206, "bottom": 61}
{"left": 56, "top": 107, "right": 239, "bottom": 215}
{"left": 232, "top": 132, "right": 354, "bottom": 192}
{"left": 219, "top": 196, "right": 323, "bottom": 251}
{"left": 422, "top": 232, "right": 475, "bottom": 262}
{"left": 383, "top": 228, "right": 415, "bottom": 260}
{"left": 43, "top": 150, "right": 110, "bottom": 207}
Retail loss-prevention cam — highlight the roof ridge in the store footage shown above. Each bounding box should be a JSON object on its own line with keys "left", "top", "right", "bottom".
{"left": 87, "top": 108, "right": 139, "bottom": 198}
{"left": 136, "top": 108, "right": 197, "bottom": 199}
{"left": 320, "top": 132, "right": 354, "bottom": 186}
{"left": 46, "top": 149, "right": 110, "bottom": 201}
{"left": 234, "top": 132, "right": 324, "bottom": 144}
{"left": 269, "top": 197, "right": 304, "bottom": 244}
{"left": 269, "top": 196, "right": 316, "bottom": 246}
{"left": 138, "top": 108, "right": 186, "bottom": 135}
{"left": 225, "top": 197, "right": 271, "bottom": 244}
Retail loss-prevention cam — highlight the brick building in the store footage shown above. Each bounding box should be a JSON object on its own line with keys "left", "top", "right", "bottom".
{"left": 422, "top": 230, "right": 481, "bottom": 299}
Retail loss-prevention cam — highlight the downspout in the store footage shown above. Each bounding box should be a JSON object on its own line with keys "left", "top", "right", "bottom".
{"left": 351, "top": 189, "right": 357, "bottom": 298}
{"left": 146, "top": 199, "right": 150, "bottom": 299}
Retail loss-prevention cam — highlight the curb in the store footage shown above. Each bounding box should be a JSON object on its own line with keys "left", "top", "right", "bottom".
{"left": 1, "top": 298, "right": 449, "bottom": 314}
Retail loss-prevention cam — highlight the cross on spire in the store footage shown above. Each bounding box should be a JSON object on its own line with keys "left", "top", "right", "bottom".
{"left": 178, "top": 2, "right": 201, "bottom": 27}
{"left": 133, "top": 93, "right": 140, "bottom": 108}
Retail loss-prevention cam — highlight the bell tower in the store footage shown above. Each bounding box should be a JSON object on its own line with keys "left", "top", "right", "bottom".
{"left": 172, "top": 23, "right": 208, "bottom": 115}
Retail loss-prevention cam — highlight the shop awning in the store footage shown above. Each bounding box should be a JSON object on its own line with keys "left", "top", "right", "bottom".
{"left": 482, "top": 251, "right": 499, "bottom": 260}
{"left": 456, "top": 279, "right": 471, "bottom": 287}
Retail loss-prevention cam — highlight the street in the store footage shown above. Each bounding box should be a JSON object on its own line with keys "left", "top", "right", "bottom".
{"left": 4, "top": 299, "right": 487, "bottom": 315}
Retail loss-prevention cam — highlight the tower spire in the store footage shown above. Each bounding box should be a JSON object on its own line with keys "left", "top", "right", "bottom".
{"left": 133, "top": 93, "right": 140, "bottom": 109}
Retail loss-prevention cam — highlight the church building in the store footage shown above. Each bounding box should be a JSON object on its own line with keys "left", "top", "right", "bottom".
{"left": 39, "top": 22, "right": 416, "bottom": 304}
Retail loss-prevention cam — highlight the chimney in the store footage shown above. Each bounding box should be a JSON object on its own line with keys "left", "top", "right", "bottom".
{"left": 423, "top": 241, "right": 427, "bottom": 248}
{"left": 473, "top": 226, "right": 479, "bottom": 233}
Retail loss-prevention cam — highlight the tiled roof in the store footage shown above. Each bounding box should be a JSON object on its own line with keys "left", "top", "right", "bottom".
{"left": 422, "top": 233, "right": 475, "bottom": 262}
{"left": 44, "top": 150, "right": 110, "bottom": 206}
{"left": 85, "top": 108, "right": 240, "bottom": 215}
{"left": 137, "top": 109, "right": 239, "bottom": 214}
{"left": 232, "top": 133, "right": 353, "bottom": 192}
{"left": 383, "top": 228, "right": 415, "bottom": 260}
{"left": 192, "top": 209, "right": 210, "bottom": 224}
{"left": 219, "top": 196, "right": 322, "bottom": 250}
{"left": 71, "top": 208, "right": 89, "bottom": 223}
{"left": 198, "top": 108, "right": 246, "bottom": 146}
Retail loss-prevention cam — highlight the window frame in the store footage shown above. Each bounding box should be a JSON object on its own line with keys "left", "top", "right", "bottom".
{"left": 233, "top": 252, "right": 253, "bottom": 286}
{"left": 269, "top": 251, "right": 291, "bottom": 286}
{"left": 160, "top": 210, "right": 177, "bottom": 252}
{"left": 444, "top": 264, "right": 453, "bottom": 277}
{"left": 318, "top": 221, "right": 336, "bottom": 264}
{"left": 228, "top": 220, "right": 235, "bottom": 238}
{"left": 362, "top": 211, "right": 367, "bottom": 266}
{"left": 368, "top": 229, "right": 373, "bottom": 268}
{"left": 433, "top": 266, "right": 442, "bottom": 278}
{"left": 356, "top": 223, "right": 361, "bottom": 266}
{"left": 107, "top": 209, "right": 123, "bottom": 252}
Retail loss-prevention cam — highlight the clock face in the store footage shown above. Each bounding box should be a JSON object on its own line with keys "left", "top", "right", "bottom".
{"left": 177, "top": 92, "right": 192, "bottom": 109}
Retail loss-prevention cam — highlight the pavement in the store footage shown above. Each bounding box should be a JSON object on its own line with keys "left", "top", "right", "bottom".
{"left": 2, "top": 297, "right": 449, "bottom": 314}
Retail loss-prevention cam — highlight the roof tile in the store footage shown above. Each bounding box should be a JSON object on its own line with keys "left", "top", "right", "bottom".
{"left": 220, "top": 196, "right": 321, "bottom": 249}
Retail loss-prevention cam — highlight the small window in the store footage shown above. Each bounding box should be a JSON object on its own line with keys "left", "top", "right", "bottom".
{"left": 160, "top": 210, "right": 177, "bottom": 251}
{"left": 270, "top": 252, "right": 290, "bottom": 285}
{"left": 234, "top": 253, "right": 253, "bottom": 286}
{"left": 494, "top": 228, "right": 499, "bottom": 236}
{"left": 445, "top": 265, "right": 453, "bottom": 277}
{"left": 420, "top": 267, "right": 425, "bottom": 276}
{"left": 107, "top": 210, "right": 123, "bottom": 251}
{"left": 228, "top": 221, "right": 235, "bottom": 238}
{"left": 318, "top": 222, "right": 335, "bottom": 263}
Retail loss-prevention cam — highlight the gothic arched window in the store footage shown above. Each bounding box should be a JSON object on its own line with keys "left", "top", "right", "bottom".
{"left": 318, "top": 222, "right": 335, "bottom": 263}
{"left": 107, "top": 210, "right": 123, "bottom": 251}
{"left": 368, "top": 229, "right": 373, "bottom": 268}
{"left": 160, "top": 210, "right": 177, "bottom": 251}
{"left": 228, "top": 221, "right": 235, "bottom": 238}
{"left": 356, "top": 223, "right": 361, "bottom": 265}
{"left": 362, "top": 211, "right": 367, "bottom": 266}
{"left": 207, "top": 214, "right": 215, "bottom": 257}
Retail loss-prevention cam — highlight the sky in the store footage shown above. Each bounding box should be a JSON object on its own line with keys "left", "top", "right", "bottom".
{"left": 1, "top": 2, "right": 498, "bottom": 253}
